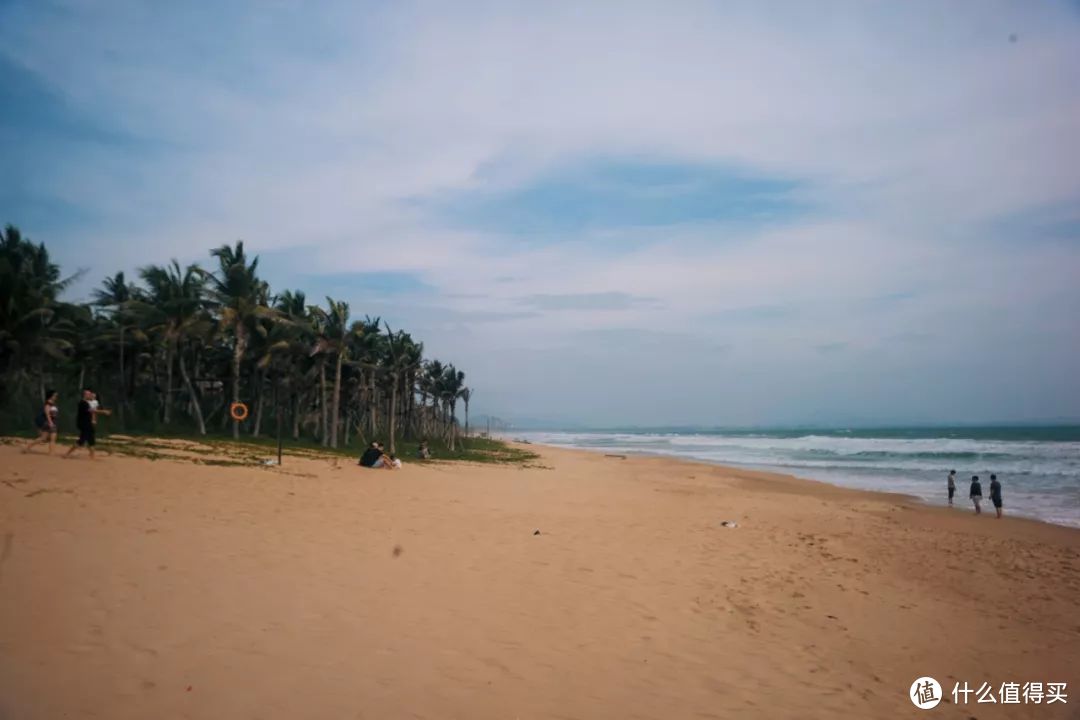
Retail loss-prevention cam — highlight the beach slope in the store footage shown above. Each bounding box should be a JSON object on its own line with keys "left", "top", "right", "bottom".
{"left": 1, "top": 441, "right": 1077, "bottom": 719}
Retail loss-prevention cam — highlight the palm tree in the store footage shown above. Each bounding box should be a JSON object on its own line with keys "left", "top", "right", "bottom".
{"left": 400, "top": 334, "right": 424, "bottom": 438}
{"left": 93, "top": 271, "right": 138, "bottom": 425}
{"left": 441, "top": 365, "right": 465, "bottom": 451}
{"left": 460, "top": 387, "right": 472, "bottom": 438}
{"left": 421, "top": 359, "right": 445, "bottom": 439}
{"left": 203, "top": 242, "right": 268, "bottom": 439}
{"left": 381, "top": 324, "right": 422, "bottom": 455}
{"left": 0, "top": 225, "right": 79, "bottom": 404}
{"left": 269, "top": 290, "right": 314, "bottom": 440}
{"left": 137, "top": 260, "right": 207, "bottom": 431}
{"left": 309, "top": 298, "right": 356, "bottom": 448}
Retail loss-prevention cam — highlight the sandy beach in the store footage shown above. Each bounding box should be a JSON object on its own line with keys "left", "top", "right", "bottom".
{"left": 1, "top": 439, "right": 1077, "bottom": 719}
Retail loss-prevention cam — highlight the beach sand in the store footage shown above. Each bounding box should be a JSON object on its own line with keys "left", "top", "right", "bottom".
{"left": 1, "top": 440, "right": 1077, "bottom": 719}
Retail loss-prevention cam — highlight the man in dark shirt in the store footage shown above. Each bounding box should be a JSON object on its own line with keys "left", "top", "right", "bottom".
{"left": 358, "top": 442, "right": 382, "bottom": 467}
{"left": 969, "top": 475, "right": 983, "bottom": 515}
{"left": 989, "top": 474, "right": 1003, "bottom": 519}
{"left": 64, "top": 389, "right": 97, "bottom": 460}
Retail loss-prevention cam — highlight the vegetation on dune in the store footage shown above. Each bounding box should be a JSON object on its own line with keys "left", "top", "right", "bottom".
{"left": 0, "top": 223, "right": 499, "bottom": 461}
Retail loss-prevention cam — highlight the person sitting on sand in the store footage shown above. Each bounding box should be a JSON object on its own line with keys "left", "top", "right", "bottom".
{"left": 359, "top": 442, "right": 382, "bottom": 467}
{"left": 358, "top": 443, "right": 397, "bottom": 470}
{"left": 989, "top": 474, "right": 1003, "bottom": 519}
{"left": 370, "top": 447, "right": 399, "bottom": 470}
{"left": 24, "top": 389, "right": 60, "bottom": 454}
{"left": 969, "top": 475, "right": 983, "bottom": 515}
{"left": 417, "top": 441, "right": 431, "bottom": 460}
{"left": 947, "top": 469, "right": 956, "bottom": 507}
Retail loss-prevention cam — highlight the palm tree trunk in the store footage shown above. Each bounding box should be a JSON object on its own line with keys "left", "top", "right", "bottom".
{"left": 448, "top": 400, "right": 457, "bottom": 451}
{"left": 417, "top": 390, "right": 427, "bottom": 439}
{"left": 319, "top": 360, "right": 328, "bottom": 447}
{"left": 292, "top": 392, "right": 301, "bottom": 440}
{"left": 163, "top": 338, "right": 175, "bottom": 424}
{"left": 178, "top": 353, "right": 206, "bottom": 435}
{"left": 330, "top": 351, "right": 343, "bottom": 448}
{"left": 231, "top": 323, "right": 245, "bottom": 439}
{"left": 369, "top": 377, "right": 378, "bottom": 439}
{"left": 389, "top": 373, "right": 398, "bottom": 455}
{"left": 118, "top": 323, "right": 126, "bottom": 427}
{"left": 252, "top": 371, "right": 265, "bottom": 437}
{"left": 464, "top": 399, "right": 470, "bottom": 438}
{"left": 400, "top": 376, "right": 408, "bottom": 440}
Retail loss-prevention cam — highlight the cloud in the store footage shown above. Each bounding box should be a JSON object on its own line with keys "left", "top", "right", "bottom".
{"left": 292, "top": 271, "right": 436, "bottom": 298}
{"left": 1, "top": 0, "right": 1079, "bottom": 425}
{"left": 517, "top": 292, "right": 658, "bottom": 311}
{"left": 413, "top": 157, "right": 806, "bottom": 235}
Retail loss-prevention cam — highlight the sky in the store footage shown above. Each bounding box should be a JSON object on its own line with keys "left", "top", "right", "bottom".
{"left": 2, "top": 0, "right": 1079, "bottom": 428}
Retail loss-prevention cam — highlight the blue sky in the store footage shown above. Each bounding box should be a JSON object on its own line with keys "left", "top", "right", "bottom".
{"left": 2, "top": 0, "right": 1079, "bottom": 426}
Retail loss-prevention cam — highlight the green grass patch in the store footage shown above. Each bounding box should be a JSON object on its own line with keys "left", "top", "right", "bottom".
{"left": 427, "top": 436, "right": 542, "bottom": 466}
{"left": 3, "top": 431, "right": 540, "bottom": 468}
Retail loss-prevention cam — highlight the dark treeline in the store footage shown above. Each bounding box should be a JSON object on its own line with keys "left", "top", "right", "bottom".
{"left": 0, "top": 225, "right": 473, "bottom": 453}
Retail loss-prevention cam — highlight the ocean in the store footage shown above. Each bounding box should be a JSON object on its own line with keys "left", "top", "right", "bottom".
{"left": 513, "top": 426, "right": 1080, "bottom": 528}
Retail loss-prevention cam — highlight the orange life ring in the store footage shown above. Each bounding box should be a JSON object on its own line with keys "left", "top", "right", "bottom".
{"left": 229, "top": 402, "right": 249, "bottom": 421}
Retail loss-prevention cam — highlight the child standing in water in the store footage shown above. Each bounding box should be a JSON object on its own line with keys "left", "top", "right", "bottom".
{"left": 969, "top": 475, "right": 983, "bottom": 515}
{"left": 989, "top": 474, "right": 1003, "bottom": 519}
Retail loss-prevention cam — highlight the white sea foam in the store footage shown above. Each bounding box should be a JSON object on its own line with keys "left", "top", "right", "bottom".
{"left": 516, "top": 430, "right": 1080, "bottom": 528}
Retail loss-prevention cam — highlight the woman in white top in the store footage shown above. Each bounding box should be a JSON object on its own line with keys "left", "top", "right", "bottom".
{"left": 24, "top": 389, "right": 60, "bottom": 454}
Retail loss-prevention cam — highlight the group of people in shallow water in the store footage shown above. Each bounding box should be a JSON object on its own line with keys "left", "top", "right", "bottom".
{"left": 947, "top": 469, "right": 1004, "bottom": 518}
{"left": 23, "top": 388, "right": 111, "bottom": 459}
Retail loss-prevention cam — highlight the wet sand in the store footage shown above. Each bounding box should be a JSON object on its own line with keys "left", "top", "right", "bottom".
{"left": 1, "top": 440, "right": 1077, "bottom": 719}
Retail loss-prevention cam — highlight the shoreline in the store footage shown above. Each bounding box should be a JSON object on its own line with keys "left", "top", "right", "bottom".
{"left": 506, "top": 436, "right": 1080, "bottom": 531}
{"left": 2, "top": 439, "right": 1077, "bottom": 719}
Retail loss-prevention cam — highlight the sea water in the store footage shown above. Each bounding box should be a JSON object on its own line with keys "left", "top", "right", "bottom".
{"left": 514, "top": 426, "right": 1080, "bottom": 528}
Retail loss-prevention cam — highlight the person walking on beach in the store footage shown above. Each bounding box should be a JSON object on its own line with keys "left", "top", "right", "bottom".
{"left": 87, "top": 391, "right": 111, "bottom": 425}
{"left": 969, "top": 475, "right": 983, "bottom": 515}
{"left": 947, "top": 469, "right": 957, "bottom": 506}
{"left": 989, "top": 474, "right": 1003, "bottom": 519}
{"left": 64, "top": 389, "right": 101, "bottom": 460}
{"left": 24, "top": 389, "right": 60, "bottom": 454}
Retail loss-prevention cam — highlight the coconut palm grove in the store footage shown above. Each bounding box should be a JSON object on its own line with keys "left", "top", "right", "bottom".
{"left": 0, "top": 224, "right": 472, "bottom": 454}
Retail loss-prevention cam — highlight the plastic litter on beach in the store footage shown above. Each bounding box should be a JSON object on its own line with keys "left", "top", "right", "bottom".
{"left": 719, "top": 521, "right": 739, "bottom": 528}
{"left": 261, "top": 459, "right": 278, "bottom": 466}
{"left": 604, "top": 454, "right": 627, "bottom": 459}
